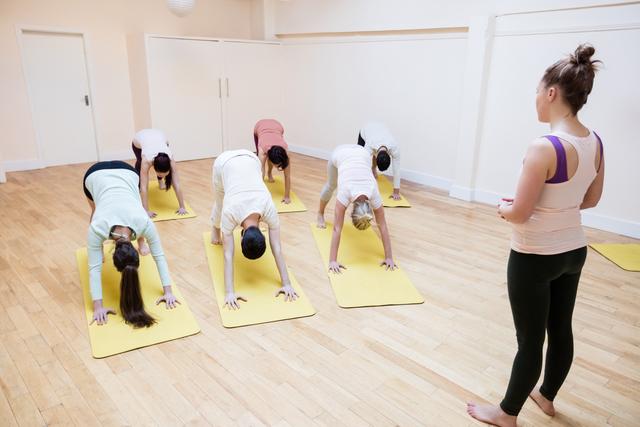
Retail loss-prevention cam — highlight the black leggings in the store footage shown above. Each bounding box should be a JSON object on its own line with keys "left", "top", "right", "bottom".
{"left": 500, "top": 246, "right": 587, "bottom": 416}
{"left": 83, "top": 160, "right": 138, "bottom": 200}
{"left": 132, "top": 143, "right": 143, "bottom": 173}
{"left": 357, "top": 132, "right": 365, "bottom": 146}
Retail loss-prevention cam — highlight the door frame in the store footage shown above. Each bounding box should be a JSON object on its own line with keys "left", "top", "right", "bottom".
{"left": 16, "top": 25, "right": 100, "bottom": 167}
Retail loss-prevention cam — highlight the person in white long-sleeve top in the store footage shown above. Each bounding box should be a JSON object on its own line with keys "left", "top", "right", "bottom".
{"left": 358, "top": 122, "right": 402, "bottom": 200}
{"left": 83, "top": 160, "right": 179, "bottom": 328}
{"left": 132, "top": 128, "right": 188, "bottom": 218}
{"left": 210, "top": 149, "right": 298, "bottom": 310}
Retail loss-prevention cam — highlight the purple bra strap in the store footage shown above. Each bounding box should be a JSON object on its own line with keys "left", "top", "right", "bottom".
{"left": 544, "top": 135, "right": 568, "bottom": 184}
{"left": 593, "top": 131, "right": 604, "bottom": 172}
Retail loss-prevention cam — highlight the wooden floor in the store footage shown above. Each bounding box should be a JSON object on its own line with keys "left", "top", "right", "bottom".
{"left": 0, "top": 153, "right": 638, "bottom": 427}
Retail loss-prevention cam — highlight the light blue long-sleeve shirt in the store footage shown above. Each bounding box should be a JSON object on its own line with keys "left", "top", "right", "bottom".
{"left": 85, "top": 168, "right": 172, "bottom": 300}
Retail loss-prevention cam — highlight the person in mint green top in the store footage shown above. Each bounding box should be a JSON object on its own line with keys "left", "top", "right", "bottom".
{"left": 83, "top": 160, "right": 179, "bottom": 328}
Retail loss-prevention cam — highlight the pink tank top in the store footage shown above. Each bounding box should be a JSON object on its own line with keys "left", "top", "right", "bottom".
{"left": 254, "top": 119, "right": 288, "bottom": 152}
{"left": 511, "top": 130, "right": 603, "bottom": 255}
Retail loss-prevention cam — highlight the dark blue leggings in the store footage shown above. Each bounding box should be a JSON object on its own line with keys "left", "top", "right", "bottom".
{"left": 500, "top": 247, "right": 587, "bottom": 416}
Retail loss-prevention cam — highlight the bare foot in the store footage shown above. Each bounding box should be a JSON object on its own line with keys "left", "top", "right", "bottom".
{"left": 467, "top": 403, "right": 516, "bottom": 427}
{"left": 529, "top": 390, "right": 555, "bottom": 416}
{"left": 267, "top": 175, "right": 275, "bottom": 183}
{"left": 316, "top": 213, "right": 326, "bottom": 229}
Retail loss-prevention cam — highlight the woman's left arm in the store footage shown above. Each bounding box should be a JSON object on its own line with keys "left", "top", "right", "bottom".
{"left": 373, "top": 206, "right": 396, "bottom": 270}
{"left": 283, "top": 163, "right": 291, "bottom": 203}
{"left": 142, "top": 223, "right": 178, "bottom": 307}
{"left": 499, "top": 140, "right": 551, "bottom": 224}
{"left": 170, "top": 159, "right": 187, "bottom": 214}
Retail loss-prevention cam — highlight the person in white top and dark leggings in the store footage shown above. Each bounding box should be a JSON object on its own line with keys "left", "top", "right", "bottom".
{"left": 467, "top": 44, "right": 605, "bottom": 427}
{"left": 132, "top": 129, "right": 188, "bottom": 218}
{"left": 83, "top": 161, "right": 179, "bottom": 328}
{"left": 210, "top": 149, "right": 298, "bottom": 310}
{"left": 317, "top": 144, "right": 397, "bottom": 273}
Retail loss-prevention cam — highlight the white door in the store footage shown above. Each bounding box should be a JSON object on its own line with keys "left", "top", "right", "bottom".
{"left": 21, "top": 31, "right": 97, "bottom": 166}
{"left": 147, "top": 37, "right": 224, "bottom": 160}
{"left": 222, "top": 42, "right": 283, "bottom": 151}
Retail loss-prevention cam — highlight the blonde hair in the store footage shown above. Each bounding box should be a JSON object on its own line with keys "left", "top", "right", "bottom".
{"left": 351, "top": 199, "right": 373, "bottom": 230}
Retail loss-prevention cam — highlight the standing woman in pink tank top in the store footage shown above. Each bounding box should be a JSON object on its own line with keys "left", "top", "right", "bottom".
{"left": 468, "top": 44, "right": 605, "bottom": 427}
{"left": 254, "top": 119, "right": 292, "bottom": 204}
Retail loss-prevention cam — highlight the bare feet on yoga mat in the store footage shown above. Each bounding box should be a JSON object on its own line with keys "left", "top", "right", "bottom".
{"left": 316, "top": 213, "right": 326, "bottom": 229}
{"left": 530, "top": 390, "right": 555, "bottom": 416}
{"left": 466, "top": 403, "right": 516, "bottom": 427}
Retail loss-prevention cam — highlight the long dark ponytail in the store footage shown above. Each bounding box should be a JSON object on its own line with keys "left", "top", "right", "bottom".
{"left": 153, "top": 153, "right": 172, "bottom": 191}
{"left": 113, "top": 240, "right": 155, "bottom": 328}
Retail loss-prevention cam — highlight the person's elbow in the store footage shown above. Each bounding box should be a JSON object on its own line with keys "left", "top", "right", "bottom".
{"left": 581, "top": 195, "right": 601, "bottom": 210}
{"left": 508, "top": 207, "right": 533, "bottom": 224}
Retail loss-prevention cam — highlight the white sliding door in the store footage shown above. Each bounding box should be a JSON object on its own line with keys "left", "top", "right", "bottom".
{"left": 21, "top": 30, "right": 97, "bottom": 166}
{"left": 222, "top": 42, "right": 284, "bottom": 151}
{"left": 147, "top": 37, "right": 224, "bottom": 160}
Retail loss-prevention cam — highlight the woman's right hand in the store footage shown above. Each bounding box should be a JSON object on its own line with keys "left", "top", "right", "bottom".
{"left": 317, "top": 213, "right": 326, "bottom": 229}
{"left": 223, "top": 292, "right": 247, "bottom": 310}
{"left": 328, "top": 261, "right": 346, "bottom": 274}
{"left": 91, "top": 306, "right": 116, "bottom": 326}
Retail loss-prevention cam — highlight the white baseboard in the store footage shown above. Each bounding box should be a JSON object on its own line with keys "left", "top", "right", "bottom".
{"left": 288, "top": 144, "right": 331, "bottom": 161}
{"left": 449, "top": 184, "right": 474, "bottom": 201}
{"left": 289, "top": 144, "right": 453, "bottom": 192}
{"left": 401, "top": 168, "right": 452, "bottom": 192}
{"left": 582, "top": 211, "right": 640, "bottom": 239}
{"left": 99, "top": 150, "right": 135, "bottom": 161}
{"left": 3, "top": 159, "right": 44, "bottom": 172}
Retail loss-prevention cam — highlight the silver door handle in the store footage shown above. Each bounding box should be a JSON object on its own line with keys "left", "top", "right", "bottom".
{"left": 226, "top": 78, "right": 229, "bottom": 97}
{"left": 218, "top": 78, "right": 222, "bottom": 98}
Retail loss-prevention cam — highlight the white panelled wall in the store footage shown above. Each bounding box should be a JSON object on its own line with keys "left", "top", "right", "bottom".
{"left": 280, "top": 33, "right": 468, "bottom": 190}
{"left": 272, "top": 3, "right": 640, "bottom": 238}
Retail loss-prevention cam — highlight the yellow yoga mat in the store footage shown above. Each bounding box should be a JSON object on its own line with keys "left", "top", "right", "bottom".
{"left": 202, "top": 231, "right": 316, "bottom": 327}
{"left": 147, "top": 180, "right": 197, "bottom": 222}
{"left": 76, "top": 246, "right": 200, "bottom": 358}
{"left": 264, "top": 176, "right": 307, "bottom": 213}
{"left": 377, "top": 175, "right": 411, "bottom": 207}
{"left": 589, "top": 243, "right": 640, "bottom": 272}
{"left": 310, "top": 222, "right": 424, "bottom": 308}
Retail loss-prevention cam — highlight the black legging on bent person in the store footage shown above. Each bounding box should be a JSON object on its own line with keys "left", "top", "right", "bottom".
{"left": 357, "top": 132, "right": 365, "bottom": 147}
{"left": 83, "top": 160, "right": 139, "bottom": 200}
{"left": 500, "top": 246, "right": 587, "bottom": 416}
{"left": 132, "top": 143, "right": 143, "bottom": 173}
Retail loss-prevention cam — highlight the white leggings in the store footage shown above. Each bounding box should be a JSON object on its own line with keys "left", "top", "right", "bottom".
{"left": 320, "top": 160, "right": 338, "bottom": 203}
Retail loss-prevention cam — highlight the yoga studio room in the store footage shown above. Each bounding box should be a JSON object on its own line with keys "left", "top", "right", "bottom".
{"left": 1, "top": 0, "right": 639, "bottom": 425}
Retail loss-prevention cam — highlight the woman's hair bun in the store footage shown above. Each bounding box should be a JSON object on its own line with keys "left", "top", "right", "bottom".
{"left": 572, "top": 43, "right": 596, "bottom": 66}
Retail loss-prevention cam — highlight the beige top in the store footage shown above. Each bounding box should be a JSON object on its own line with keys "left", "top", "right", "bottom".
{"left": 211, "top": 149, "right": 279, "bottom": 235}
{"left": 511, "top": 130, "right": 600, "bottom": 255}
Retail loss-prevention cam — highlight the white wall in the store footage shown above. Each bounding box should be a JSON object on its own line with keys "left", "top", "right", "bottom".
{"left": 273, "top": 0, "right": 638, "bottom": 35}
{"left": 0, "top": 0, "right": 251, "bottom": 171}
{"left": 281, "top": 33, "right": 468, "bottom": 188}
{"left": 271, "top": 1, "right": 640, "bottom": 238}
{"left": 475, "top": 3, "right": 640, "bottom": 237}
